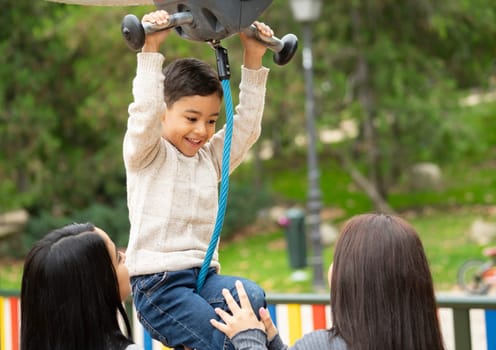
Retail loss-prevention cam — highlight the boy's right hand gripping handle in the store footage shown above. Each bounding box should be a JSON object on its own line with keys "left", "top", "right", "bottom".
{"left": 121, "top": 12, "right": 194, "bottom": 52}
{"left": 121, "top": 13, "right": 298, "bottom": 66}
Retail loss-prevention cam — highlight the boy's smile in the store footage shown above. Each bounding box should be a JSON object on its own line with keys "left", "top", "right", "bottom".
{"left": 162, "top": 94, "right": 222, "bottom": 156}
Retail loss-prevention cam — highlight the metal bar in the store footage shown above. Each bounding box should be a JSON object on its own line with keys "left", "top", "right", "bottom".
{"left": 301, "top": 21, "right": 324, "bottom": 291}
{"left": 453, "top": 308, "right": 472, "bottom": 350}
{"left": 3, "top": 289, "right": 496, "bottom": 307}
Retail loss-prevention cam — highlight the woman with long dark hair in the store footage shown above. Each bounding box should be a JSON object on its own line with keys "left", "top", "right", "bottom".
{"left": 21, "top": 222, "right": 139, "bottom": 350}
{"left": 211, "top": 213, "right": 446, "bottom": 350}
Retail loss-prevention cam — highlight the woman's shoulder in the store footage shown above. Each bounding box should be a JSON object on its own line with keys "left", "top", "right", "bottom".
{"left": 296, "top": 329, "right": 347, "bottom": 350}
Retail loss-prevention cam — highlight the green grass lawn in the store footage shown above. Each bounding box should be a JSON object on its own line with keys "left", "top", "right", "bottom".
{"left": 0, "top": 259, "right": 23, "bottom": 291}
{"left": 217, "top": 208, "right": 493, "bottom": 294}
{"left": 0, "top": 206, "right": 493, "bottom": 293}
{"left": 2, "top": 159, "right": 495, "bottom": 293}
{"left": 2, "top": 100, "right": 495, "bottom": 293}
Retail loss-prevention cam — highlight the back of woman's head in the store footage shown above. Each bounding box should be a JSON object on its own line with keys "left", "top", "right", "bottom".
{"left": 21, "top": 223, "right": 131, "bottom": 350}
{"left": 330, "top": 213, "right": 444, "bottom": 350}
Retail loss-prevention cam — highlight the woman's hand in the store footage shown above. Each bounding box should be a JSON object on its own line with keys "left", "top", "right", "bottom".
{"left": 141, "top": 10, "right": 172, "bottom": 52}
{"left": 210, "top": 280, "right": 266, "bottom": 339}
{"left": 259, "top": 307, "right": 278, "bottom": 341}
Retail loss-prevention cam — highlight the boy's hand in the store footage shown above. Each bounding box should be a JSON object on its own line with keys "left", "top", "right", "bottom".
{"left": 141, "top": 10, "right": 171, "bottom": 52}
{"left": 240, "top": 21, "right": 274, "bottom": 69}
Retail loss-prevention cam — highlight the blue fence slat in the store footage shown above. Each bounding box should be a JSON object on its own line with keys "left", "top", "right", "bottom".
{"left": 486, "top": 310, "right": 496, "bottom": 350}
{"left": 267, "top": 303, "right": 277, "bottom": 327}
{"left": 144, "top": 329, "right": 153, "bottom": 350}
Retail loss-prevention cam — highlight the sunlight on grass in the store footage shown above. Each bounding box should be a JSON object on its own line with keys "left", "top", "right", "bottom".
{"left": 219, "top": 229, "right": 333, "bottom": 294}
{"left": 408, "top": 210, "right": 489, "bottom": 291}
{"left": 0, "top": 261, "right": 23, "bottom": 290}
{"left": 220, "top": 209, "right": 492, "bottom": 294}
{"left": 0, "top": 209, "right": 493, "bottom": 294}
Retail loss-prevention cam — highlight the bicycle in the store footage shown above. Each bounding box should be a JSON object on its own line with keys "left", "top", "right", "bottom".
{"left": 457, "top": 247, "right": 496, "bottom": 295}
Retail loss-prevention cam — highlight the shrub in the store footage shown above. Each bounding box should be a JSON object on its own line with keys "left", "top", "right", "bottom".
{"left": 24, "top": 199, "right": 130, "bottom": 254}
{"left": 221, "top": 180, "right": 273, "bottom": 239}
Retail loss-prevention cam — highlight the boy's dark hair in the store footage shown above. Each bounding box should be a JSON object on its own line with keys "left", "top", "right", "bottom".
{"left": 163, "top": 57, "right": 223, "bottom": 107}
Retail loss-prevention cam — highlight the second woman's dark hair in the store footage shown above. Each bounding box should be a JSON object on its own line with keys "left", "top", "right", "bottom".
{"left": 330, "top": 214, "right": 445, "bottom": 350}
{"left": 21, "top": 223, "right": 132, "bottom": 350}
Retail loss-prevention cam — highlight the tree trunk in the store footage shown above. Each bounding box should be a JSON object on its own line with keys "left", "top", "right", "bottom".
{"left": 331, "top": 150, "right": 395, "bottom": 214}
{"left": 349, "top": 7, "right": 389, "bottom": 203}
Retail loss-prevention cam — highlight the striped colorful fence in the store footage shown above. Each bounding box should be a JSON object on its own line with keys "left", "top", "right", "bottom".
{"left": 128, "top": 303, "right": 330, "bottom": 350}
{"left": 128, "top": 293, "right": 496, "bottom": 350}
{"left": 264, "top": 293, "right": 496, "bottom": 350}
{"left": 0, "top": 294, "right": 19, "bottom": 350}
{"left": 2, "top": 292, "right": 496, "bottom": 350}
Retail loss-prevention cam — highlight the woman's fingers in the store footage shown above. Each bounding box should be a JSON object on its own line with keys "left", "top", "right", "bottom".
{"left": 210, "top": 308, "right": 229, "bottom": 332}
{"left": 210, "top": 281, "right": 266, "bottom": 339}
{"left": 234, "top": 280, "right": 253, "bottom": 310}
{"left": 215, "top": 306, "right": 231, "bottom": 320}
{"left": 222, "top": 287, "right": 241, "bottom": 313}
{"left": 259, "top": 307, "right": 278, "bottom": 340}
{"left": 210, "top": 321, "right": 229, "bottom": 335}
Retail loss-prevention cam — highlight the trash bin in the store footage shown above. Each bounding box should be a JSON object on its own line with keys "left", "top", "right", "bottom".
{"left": 283, "top": 208, "right": 307, "bottom": 269}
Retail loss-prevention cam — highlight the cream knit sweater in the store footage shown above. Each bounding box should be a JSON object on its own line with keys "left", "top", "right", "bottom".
{"left": 123, "top": 52, "right": 269, "bottom": 277}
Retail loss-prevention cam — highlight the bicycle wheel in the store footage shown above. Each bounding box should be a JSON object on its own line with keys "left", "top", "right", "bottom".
{"left": 457, "top": 259, "right": 491, "bottom": 295}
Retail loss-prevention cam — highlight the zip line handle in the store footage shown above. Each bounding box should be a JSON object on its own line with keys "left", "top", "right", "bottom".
{"left": 121, "top": 13, "right": 298, "bottom": 65}
{"left": 242, "top": 25, "right": 298, "bottom": 66}
{"left": 121, "top": 12, "right": 193, "bottom": 51}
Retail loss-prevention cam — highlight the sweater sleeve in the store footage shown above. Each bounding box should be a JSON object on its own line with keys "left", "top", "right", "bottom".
{"left": 291, "top": 330, "right": 341, "bottom": 350}
{"left": 204, "top": 65, "right": 269, "bottom": 179}
{"left": 230, "top": 330, "right": 290, "bottom": 350}
{"left": 231, "top": 329, "right": 339, "bottom": 350}
{"left": 268, "top": 334, "right": 288, "bottom": 350}
{"left": 123, "top": 52, "right": 167, "bottom": 171}
{"left": 231, "top": 329, "right": 277, "bottom": 350}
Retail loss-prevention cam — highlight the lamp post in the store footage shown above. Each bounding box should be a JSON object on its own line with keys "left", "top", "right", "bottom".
{"left": 289, "top": 0, "right": 325, "bottom": 290}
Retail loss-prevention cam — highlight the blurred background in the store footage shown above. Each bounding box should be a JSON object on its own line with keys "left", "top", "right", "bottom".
{"left": 1, "top": 0, "right": 496, "bottom": 293}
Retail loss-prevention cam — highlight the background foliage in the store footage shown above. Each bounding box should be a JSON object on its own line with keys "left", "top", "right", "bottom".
{"left": 1, "top": 0, "right": 496, "bottom": 258}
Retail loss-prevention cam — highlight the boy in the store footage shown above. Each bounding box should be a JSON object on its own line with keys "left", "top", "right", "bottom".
{"left": 123, "top": 9, "right": 273, "bottom": 350}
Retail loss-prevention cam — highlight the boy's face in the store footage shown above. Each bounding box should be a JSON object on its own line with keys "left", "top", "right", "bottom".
{"left": 162, "top": 93, "right": 221, "bottom": 157}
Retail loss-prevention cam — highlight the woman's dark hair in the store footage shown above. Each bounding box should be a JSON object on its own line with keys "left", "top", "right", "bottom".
{"left": 163, "top": 57, "right": 223, "bottom": 107}
{"left": 330, "top": 214, "right": 445, "bottom": 350}
{"left": 21, "top": 223, "right": 133, "bottom": 350}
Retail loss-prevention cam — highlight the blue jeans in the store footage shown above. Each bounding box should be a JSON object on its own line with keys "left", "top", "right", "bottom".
{"left": 131, "top": 267, "right": 266, "bottom": 350}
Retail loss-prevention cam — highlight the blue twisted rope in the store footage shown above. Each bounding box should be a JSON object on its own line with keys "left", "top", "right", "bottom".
{"left": 196, "top": 78, "right": 234, "bottom": 292}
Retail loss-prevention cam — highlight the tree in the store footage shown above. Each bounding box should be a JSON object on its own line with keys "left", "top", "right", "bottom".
{"left": 305, "top": 0, "right": 496, "bottom": 211}
{"left": 0, "top": 2, "right": 213, "bottom": 215}
{"left": 2, "top": 0, "right": 495, "bottom": 219}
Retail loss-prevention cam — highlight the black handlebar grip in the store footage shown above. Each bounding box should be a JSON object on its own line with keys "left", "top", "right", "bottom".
{"left": 121, "top": 13, "right": 194, "bottom": 51}
{"left": 121, "top": 14, "right": 146, "bottom": 51}
{"left": 121, "top": 13, "right": 298, "bottom": 65}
